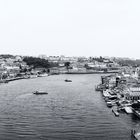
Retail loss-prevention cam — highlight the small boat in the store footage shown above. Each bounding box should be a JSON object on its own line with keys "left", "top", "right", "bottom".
{"left": 124, "top": 107, "right": 133, "bottom": 114}
{"left": 106, "top": 101, "right": 113, "bottom": 107}
{"left": 33, "top": 91, "right": 48, "bottom": 95}
{"left": 106, "top": 101, "right": 116, "bottom": 108}
{"left": 65, "top": 79, "right": 72, "bottom": 82}
{"left": 131, "top": 129, "right": 140, "bottom": 140}
{"left": 112, "top": 108, "right": 119, "bottom": 117}
{"left": 95, "top": 84, "right": 105, "bottom": 91}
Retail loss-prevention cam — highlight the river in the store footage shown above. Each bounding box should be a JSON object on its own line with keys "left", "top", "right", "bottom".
{"left": 0, "top": 74, "right": 139, "bottom": 140}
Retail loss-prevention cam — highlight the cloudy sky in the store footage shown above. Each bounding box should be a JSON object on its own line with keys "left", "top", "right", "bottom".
{"left": 0, "top": 0, "right": 139, "bottom": 58}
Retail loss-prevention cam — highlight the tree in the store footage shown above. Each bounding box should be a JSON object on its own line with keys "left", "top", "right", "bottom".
{"left": 64, "top": 62, "right": 70, "bottom": 71}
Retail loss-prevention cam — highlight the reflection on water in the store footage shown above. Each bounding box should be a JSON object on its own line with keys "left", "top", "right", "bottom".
{"left": 0, "top": 74, "right": 139, "bottom": 140}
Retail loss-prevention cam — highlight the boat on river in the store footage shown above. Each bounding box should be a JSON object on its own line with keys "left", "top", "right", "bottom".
{"left": 124, "top": 107, "right": 133, "bottom": 114}
{"left": 65, "top": 79, "right": 72, "bottom": 82}
{"left": 33, "top": 91, "right": 48, "bottom": 95}
{"left": 132, "top": 103, "right": 140, "bottom": 119}
{"left": 106, "top": 101, "right": 114, "bottom": 107}
{"left": 112, "top": 108, "right": 119, "bottom": 117}
{"left": 131, "top": 129, "right": 140, "bottom": 140}
{"left": 133, "top": 109, "right": 140, "bottom": 119}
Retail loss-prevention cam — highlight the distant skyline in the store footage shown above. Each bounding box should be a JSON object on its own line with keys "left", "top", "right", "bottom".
{"left": 0, "top": 0, "right": 139, "bottom": 59}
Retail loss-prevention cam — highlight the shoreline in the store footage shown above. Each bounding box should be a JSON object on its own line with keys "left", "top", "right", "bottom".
{"left": 0, "top": 72, "right": 118, "bottom": 84}
{"left": 64, "top": 71, "right": 119, "bottom": 74}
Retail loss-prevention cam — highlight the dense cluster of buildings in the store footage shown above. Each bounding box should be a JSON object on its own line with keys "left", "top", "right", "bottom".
{"left": 1, "top": 54, "right": 139, "bottom": 81}
{"left": 39, "top": 55, "right": 120, "bottom": 73}
{"left": 0, "top": 56, "right": 28, "bottom": 80}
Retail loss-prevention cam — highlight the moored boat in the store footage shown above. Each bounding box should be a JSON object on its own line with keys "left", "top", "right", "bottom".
{"left": 131, "top": 129, "right": 140, "bottom": 140}
{"left": 95, "top": 84, "right": 106, "bottom": 91}
{"left": 33, "top": 91, "right": 48, "bottom": 95}
{"left": 112, "top": 108, "right": 119, "bottom": 117}
{"left": 106, "top": 101, "right": 114, "bottom": 107}
{"left": 133, "top": 109, "right": 140, "bottom": 119}
{"left": 124, "top": 107, "right": 133, "bottom": 114}
{"left": 132, "top": 103, "right": 140, "bottom": 119}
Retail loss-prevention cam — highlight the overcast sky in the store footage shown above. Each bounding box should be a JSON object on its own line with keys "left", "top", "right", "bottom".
{"left": 0, "top": 0, "right": 139, "bottom": 58}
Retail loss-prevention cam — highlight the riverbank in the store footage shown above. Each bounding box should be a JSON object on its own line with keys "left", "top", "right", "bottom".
{"left": 65, "top": 71, "right": 118, "bottom": 74}
{"left": 0, "top": 73, "right": 49, "bottom": 84}
{"left": 64, "top": 70, "right": 119, "bottom": 74}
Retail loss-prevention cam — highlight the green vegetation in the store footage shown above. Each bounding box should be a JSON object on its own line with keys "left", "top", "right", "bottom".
{"left": 64, "top": 62, "right": 70, "bottom": 69}
{"left": 64, "top": 62, "right": 71, "bottom": 72}
{"left": 23, "top": 56, "right": 58, "bottom": 68}
{"left": 116, "top": 59, "right": 140, "bottom": 67}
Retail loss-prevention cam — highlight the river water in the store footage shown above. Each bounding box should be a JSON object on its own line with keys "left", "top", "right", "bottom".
{"left": 0, "top": 74, "right": 139, "bottom": 140}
